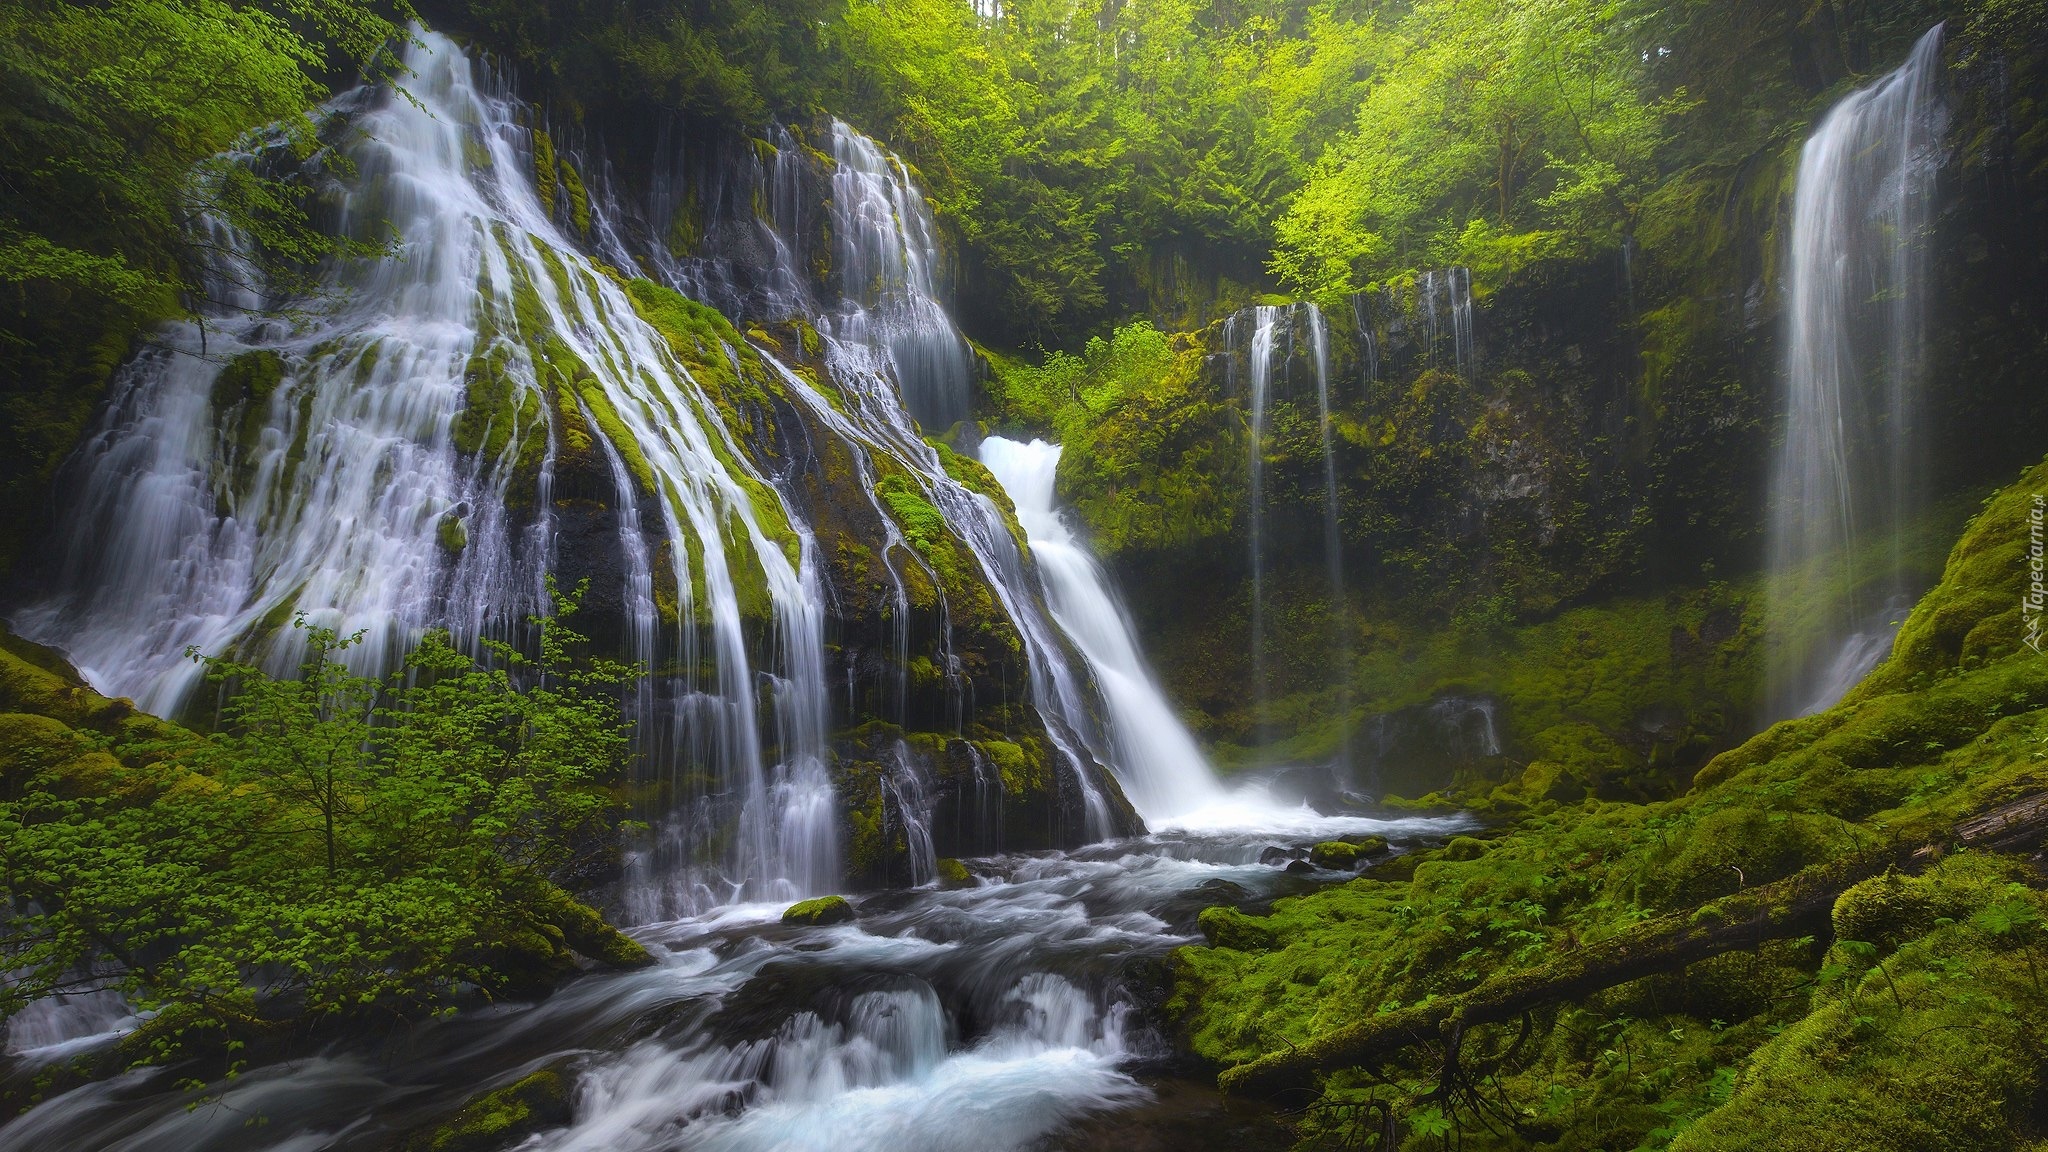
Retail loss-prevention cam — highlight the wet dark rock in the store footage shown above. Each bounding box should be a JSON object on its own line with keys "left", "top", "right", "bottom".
{"left": 1258, "top": 845, "right": 1308, "bottom": 866}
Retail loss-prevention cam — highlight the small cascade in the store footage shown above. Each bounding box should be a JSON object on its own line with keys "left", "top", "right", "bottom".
{"left": 1350, "top": 290, "right": 1381, "bottom": 388}
{"left": 1238, "top": 305, "right": 1281, "bottom": 727}
{"left": 824, "top": 122, "right": 976, "bottom": 434}
{"left": 1232, "top": 301, "right": 1346, "bottom": 747}
{"left": 1416, "top": 267, "right": 1476, "bottom": 379}
{"left": 1767, "top": 24, "right": 1947, "bottom": 719}
{"left": 979, "top": 437, "right": 1228, "bottom": 820}
{"left": 881, "top": 742, "right": 939, "bottom": 887}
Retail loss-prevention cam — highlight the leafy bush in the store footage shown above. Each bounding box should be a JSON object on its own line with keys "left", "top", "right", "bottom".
{"left": 0, "top": 590, "right": 640, "bottom": 1061}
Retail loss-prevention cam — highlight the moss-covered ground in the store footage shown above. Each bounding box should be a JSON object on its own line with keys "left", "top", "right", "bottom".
{"left": 1173, "top": 456, "right": 2048, "bottom": 1150}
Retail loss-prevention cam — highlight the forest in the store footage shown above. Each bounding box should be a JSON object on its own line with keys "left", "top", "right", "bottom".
{"left": 3, "top": 0, "right": 2048, "bottom": 1149}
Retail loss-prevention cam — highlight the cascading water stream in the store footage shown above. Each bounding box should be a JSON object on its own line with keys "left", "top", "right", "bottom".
{"left": 1239, "top": 306, "right": 1279, "bottom": 731}
{"left": 979, "top": 437, "right": 1228, "bottom": 820}
{"left": 11, "top": 33, "right": 838, "bottom": 917}
{"left": 824, "top": 123, "right": 977, "bottom": 435}
{"left": 1767, "top": 24, "right": 1947, "bottom": 719}
{"left": 598, "top": 115, "right": 1130, "bottom": 841}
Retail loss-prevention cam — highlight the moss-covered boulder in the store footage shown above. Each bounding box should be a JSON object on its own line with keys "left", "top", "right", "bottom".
{"left": 1307, "top": 840, "right": 1368, "bottom": 869}
{"left": 782, "top": 895, "right": 855, "bottom": 926}
{"left": 935, "top": 857, "right": 973, "bottom": 887}
{"left": 399, "top": 1067, "right": 574, "bottom": 1152}
{"left": 1440, "top": 835, "right": 1491, "bottom": 861}
{"left": 1197, "top": 906, "right": 1277, "bottom": 952}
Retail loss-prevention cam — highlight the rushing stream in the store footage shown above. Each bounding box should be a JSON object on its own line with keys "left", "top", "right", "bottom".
{"left": 3, "top": 809, "right": 1465, "bottom": 1151}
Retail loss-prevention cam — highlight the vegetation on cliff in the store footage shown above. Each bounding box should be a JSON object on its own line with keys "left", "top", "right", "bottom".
{"left": 1172, "top": 456, "right": 2048, "bottom": 1149}
{"left": 0, "top": 590, "right": 647, "bottom": 1079}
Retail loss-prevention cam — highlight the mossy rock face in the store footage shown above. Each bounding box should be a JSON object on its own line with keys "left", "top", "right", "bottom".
{"left": 1830, "top": 864, "right": 2010, "bottom": 957}
{"left": 399, "top": 1068, "right": 574, "bottom": 1152}
{"left": 782, "top": 895, "right": 855, "bottom": 926}
{"left": 436, "top": 513, "right": 468, "bottom": 554}
{"left": 211, "top": 348, "right": 284, "bottom": 414}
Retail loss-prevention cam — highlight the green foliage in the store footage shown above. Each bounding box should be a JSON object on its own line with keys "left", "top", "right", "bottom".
{"left": 400, "top": 1068, "right": 573, "bottom": 1152}
{"left": 0, "top": 590, "right": 642, "bottom": 1062}
{"left": 988, "top": 320, "right": 1240, "bottom": 555}
{"left": 0, "top": 0, "right": 412, "bottom": 572}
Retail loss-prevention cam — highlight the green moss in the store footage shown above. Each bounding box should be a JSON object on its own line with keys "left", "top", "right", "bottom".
{"left": 211, "top": 348, "right": 283, "bottom": 410}
{"left": 558, "top": 155, "right": 591, "bottom": 237}
{"left": 400, "top": 1068, "right": 572, "bottom": 1152}
{"left": 1672, "top": 856, "right": 2048, "bottom": 1152}
{"left": 452, "top": 339, "right": 545, "bottom": 472}
{"left": 621, "top": 277, "right": 802, "bottom": 574}
{"left": 533, "top": 881, "right": 653, "bottom": 968}
{"left": 1308, "top": 840, "right": 1366, "bottom": 869}
{"left": 211, "top": 349, "right": 287, "bottom": 460}
{"left": 437, "top": 512, "right": 467, "bottom": 554}
{"left": 987, "top": 322, "right": 1236, "bottom": 558}
{"left": 782, "top": 894, "right": 855, "bottom": 926}
{"left": 1198, "top": 906, "right": 1277, "bottom": 952}
{"left": 978, "top": 737, "right": 1045, "bottom": 795}
{"left": 877, "top": 471, "right": 970, "bottom": 596}
{"left": 530, "top": 126, "right": 557, "bottom": 214}
{"left": 936, "top": 857, "right": 972, "bottom": 887}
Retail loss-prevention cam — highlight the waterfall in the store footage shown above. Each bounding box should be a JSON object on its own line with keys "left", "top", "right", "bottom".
{"left": 649, "top": 120, "right": 1129, "bottom": 841}
{"left": 1415, "top": 267, "right": 1475, "bottom": 378}
{"left": 979, "top": 437, "right": 1228, "bottom": 820}
{"left": 1239, "top": 307, "right": 1279, "bottom": 728}
{"left": 1351, "top": 291, "right": 1381, "bottom": 388}
{"left": 1767, "top": 24, "right": 1947, "bottom": 719}
{"left": 13, "top": 33, "right": 839, "bottom": 917}
{"left": 1234, "top": 302, "right": 1346, "bottom": 750}
{"left": 14, "top": 30, "right": 1155, "bottom": 910}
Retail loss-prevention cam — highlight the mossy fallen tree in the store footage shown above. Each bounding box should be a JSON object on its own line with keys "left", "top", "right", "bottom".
{"left": 1219, "top": 792, "right": 2048, "bottom": 1097}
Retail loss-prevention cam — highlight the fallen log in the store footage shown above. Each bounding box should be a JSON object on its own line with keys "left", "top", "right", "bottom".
{"left": 1219, "top": 793, "right": 2048, "bottom": 1098}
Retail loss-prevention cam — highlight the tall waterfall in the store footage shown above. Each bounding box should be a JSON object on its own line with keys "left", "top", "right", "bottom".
{"left": 11, "top": 31, "right": 1161, "bottom": 910}
{"left": 1767, "top": 24, "right": 1947, "bottom": 719}
{"left": 979, "top": 437, "right": 1227, "bottom": 819}
{"left": 14, "top": 35, "right": 838, "bottom": 915}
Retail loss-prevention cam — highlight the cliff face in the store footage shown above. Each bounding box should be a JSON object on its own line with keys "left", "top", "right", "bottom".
{"left": 1016, "top": 17, "right": 2048, "bottom": 799}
